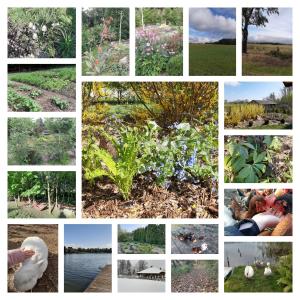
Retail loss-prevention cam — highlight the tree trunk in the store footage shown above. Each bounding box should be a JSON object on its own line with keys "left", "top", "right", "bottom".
{"left": 55, "top": 185, "right": 58, "bottom": 208}
{"left": 141, "top": 8, "right": 144, "bottom": 30}
{"left": 47, "top": 180, "right": 51, "bottom": 214}
{"left": 242, "top": 25, "right": 248, "bottom": 54}
{"left": 119, "top": 11, "right": 123, "bottom": 44}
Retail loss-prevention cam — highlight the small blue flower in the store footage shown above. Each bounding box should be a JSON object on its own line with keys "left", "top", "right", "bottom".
{"left": 187, "top": 148, "right": 197, "bottom": 167}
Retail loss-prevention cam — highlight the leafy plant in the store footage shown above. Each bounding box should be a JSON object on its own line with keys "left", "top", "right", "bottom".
{"left": 82, "top": 126, "right": 142, "bottom": 200}
{"left": 51, "top": 96, "right": 69, "bottom": 110}
{"left": 8, "top": 88, "right": 41, "bottom": 112}
{"left": 224, "top": 136, "right": 284, "bottom": 183}
{"left": 277, "top": 254, "right": 292, "bottom": 292}
{"left": 18, "top": 85, "right": 32, "bottom": 92}
{"left": 29, "top": 89, "right": 42, "bottom": 98}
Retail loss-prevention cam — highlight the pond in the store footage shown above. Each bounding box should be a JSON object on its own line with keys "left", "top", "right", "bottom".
{"left": 64, "top": 253, "right": 111, "bottom": 292}
{"left": 224, "top": 242, "right": 292, "bottom": 267}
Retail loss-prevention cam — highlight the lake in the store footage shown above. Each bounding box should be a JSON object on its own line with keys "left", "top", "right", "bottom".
{"left": 224, "top": 242, "right": 292, "bottom": 267}
{"left": 64, "top": 253, "right": 111, "bottom": 292}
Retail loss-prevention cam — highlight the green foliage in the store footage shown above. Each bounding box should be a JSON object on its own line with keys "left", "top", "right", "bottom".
{"left": 82, "top": 126, "right": 141, "bottom": 200}
{"left": 225, "top": 265, "right": 284, "bottom": 292}
{"left": 277, "top": 254, "right": 292, "bottom": 292}
{"left": 139, "top": 121, "right": 218, "bottom": 187}
{"left": 8, "top": 66, "right": 76, "bottom": 92}
{"left": 51, "top": 96, "right": 69, "bottom": 110}
{"left": 135, "top": 8, "right": 183, "bottom": 27}
{"left": 8, "top": 171, "right": 76, "bottom": 218}
{"left": 166, "top": 54, "right": 183, "bottom": 75}
{"left": 8, "top": 118, "right": 76, "bottom": 165}
{"left": 8, "top": 88, "right": 41, "bottom": 112}
{"left": 224, "top": 136, "right": 290, "bottom": 183}
{"left": 18, "top": 85, "right": 32, "bottom": 92}
{"left": 8, "top": 8, "right": 76, "bottom": 58}
{"left": 29, "top": 89, "right": 42, "bottom": 98}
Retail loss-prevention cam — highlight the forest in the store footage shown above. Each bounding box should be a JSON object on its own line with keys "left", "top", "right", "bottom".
{"left": 82, "top": 82, "right": 218, "bottom": 218}
{"left": 8, "top": 171, "right": 76, "bottom": 218}
{"left": 118, "top": 224, "right": 165, "bottom": 254}
{"left": 82, "top": 8, "right": 129, "bottom": 75}
{"left": 8, "top": 118, "right": 76, "bottom": 165}
{"left": 64, "top": 246, "right": 111, "bottom": 254}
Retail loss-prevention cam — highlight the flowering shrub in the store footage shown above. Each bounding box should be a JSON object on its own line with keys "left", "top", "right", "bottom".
{"left": 136, "top": 26, "right": 183, "bottom": 76}
{"left": 82, "top": 43, "right": 129, "bottom": 76}
{"left": 8, "top": 8, "right": 76, "bottom": 58}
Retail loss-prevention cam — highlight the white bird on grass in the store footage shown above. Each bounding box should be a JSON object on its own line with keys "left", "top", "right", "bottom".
{"left": 264, "top": 262, "right": 272, "bottom": 276}
{"left": 244, "top": 265, "right": 254, "bottom": 278}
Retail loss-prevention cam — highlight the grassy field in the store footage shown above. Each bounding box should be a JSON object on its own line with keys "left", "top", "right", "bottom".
{"left": 224, "top": 266, "right": 284, "bottom": 292}
{"left": 243, "top": 44, "right": 292, "bottom": 76}
{"left": 189, "top": 44, "right": 236, "bottom": 76}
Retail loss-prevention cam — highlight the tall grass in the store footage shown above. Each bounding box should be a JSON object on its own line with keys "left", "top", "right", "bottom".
{"left": 225, "top": 103, "right": 264, "bottom": 126}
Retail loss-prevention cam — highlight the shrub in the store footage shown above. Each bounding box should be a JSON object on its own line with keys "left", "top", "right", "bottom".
{"left": 166, "top": 54, "right": 183, "bottom": 75}
{"left": 277, "top": 254, "right": 292, "bottom": 292}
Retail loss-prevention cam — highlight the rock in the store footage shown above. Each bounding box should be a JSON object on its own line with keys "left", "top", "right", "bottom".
{"left": 119, "top": 56, "right": 128, "bottom": 65}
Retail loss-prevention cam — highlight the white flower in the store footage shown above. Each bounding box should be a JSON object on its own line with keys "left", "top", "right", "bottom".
{"left": 32, "top": 25, "right": 36, "bottom": 31}
{"left": 32, "top": 33, "right": 38, "bottom": 40}
{"left": 146, "top": 42, "right": 150, "bottom": 47}
{"left": 42, "top": 25, "right": 47, "bottom": 32}
{"left": 90, "top": 91, "right": 95, "bottom": 98}
{"left": 28, "top": 22, "right": 33, "bottom": 28}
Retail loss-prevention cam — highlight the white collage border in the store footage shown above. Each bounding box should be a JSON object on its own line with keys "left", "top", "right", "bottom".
{"left": 0, "top": 0, "right": 299, "bottom": 299}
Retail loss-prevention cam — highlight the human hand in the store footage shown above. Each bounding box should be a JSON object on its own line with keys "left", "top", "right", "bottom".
{"left": 22, "top": 249, "right": 35, "bottom": 259}
{"left": 252, "top": 212, "right": 280, "bottom": 232}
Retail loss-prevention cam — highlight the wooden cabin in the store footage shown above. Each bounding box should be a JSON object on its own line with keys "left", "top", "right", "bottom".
{"left": 136, "top": 266, "right": 165, "bottom": 280}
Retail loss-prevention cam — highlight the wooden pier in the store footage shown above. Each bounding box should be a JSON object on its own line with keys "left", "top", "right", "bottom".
{"left": 85, "top": 265, "right": 112, "bottom": 293}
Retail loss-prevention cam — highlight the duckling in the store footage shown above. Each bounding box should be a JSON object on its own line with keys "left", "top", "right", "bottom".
{"left": 264, "top": 262, "right": 272, "bottom": 276}
{"left": 177, "top": 232, "right": 197, "bottom": 243}
{"left": 192, "top": 243, "right": 208, "bottom": 254}
{"left": 244, "top": 265, "right": 254, "bottom": 279}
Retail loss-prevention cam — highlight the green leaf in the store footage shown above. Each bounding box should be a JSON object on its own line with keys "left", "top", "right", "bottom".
{"left": 254, "top": 151, "right": 266, "bottom": 163}
{"left": 238, "top": 164, "right": 258, "bottom": 183}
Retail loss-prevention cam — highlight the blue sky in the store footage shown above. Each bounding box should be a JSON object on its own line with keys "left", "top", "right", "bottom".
{"left": 189, "top": 8, "right": 236, "bottom": 43}
{"left": 224, "top": 82, "right": 284, "bottom": 102}
{"left": 119, "top": 224, "right": 147, "bottom": 232}
{"left": 248, "top": 8, "right": 292, "bottom": 44}
{"left": 64, "top": 224, "right": 112, "bottom": 248}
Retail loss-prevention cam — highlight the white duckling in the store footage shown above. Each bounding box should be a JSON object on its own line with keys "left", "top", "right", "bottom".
{"left": 264, "top": 262, "right": 272, "bottom": 276}
{"left": 244, "top": 265, "right": 254, "bottom": 278}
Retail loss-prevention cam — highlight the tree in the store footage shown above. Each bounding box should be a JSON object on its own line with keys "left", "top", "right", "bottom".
{"left": 242, "top": 8, "right": 279, "bottom": 54}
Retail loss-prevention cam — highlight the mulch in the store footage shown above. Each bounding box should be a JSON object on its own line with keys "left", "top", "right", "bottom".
{"left": 82, "top": 175, "right": 218, "bottom": 219}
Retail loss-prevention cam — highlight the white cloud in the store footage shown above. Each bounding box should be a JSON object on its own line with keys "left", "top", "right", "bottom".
{"left": 189, "top": 8, "right": 236, "bottom": 36}
{"left": 225, "top": 82, "right": 240, "bottom": 87}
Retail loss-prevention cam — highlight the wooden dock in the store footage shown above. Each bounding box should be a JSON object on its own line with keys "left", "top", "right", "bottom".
{"left": 85, "top": 265, "right": 112, "bottom": 293}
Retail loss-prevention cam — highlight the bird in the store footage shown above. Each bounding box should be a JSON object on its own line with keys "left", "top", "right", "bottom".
{"left": 244, "top": 265, "right": 254, "bottom": 278}
{"left": 192, "top": 243, "right": 208, "bottom": 254}
{"left": 264, "top": 262, "right": 272, "bottom": 276}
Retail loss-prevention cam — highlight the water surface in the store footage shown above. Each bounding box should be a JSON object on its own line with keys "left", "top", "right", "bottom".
{"left": 64, "top": 253, "right": 111, "bottom": 292}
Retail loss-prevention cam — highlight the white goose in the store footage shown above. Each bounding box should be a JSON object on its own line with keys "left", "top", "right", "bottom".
{"left": 264, "top": 262, "right": 272, "bottom": 276}
{"left": 244, "top": 265, "right": 254, "bottom": 278}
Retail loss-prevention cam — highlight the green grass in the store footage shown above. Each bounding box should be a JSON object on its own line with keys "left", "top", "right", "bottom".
{"left": 107, "top": 103, "right": 145, "bottom": 118}
{"left": 189, "top": 44, "right": 236, "bottom": 75}
{"left": 8, "top": 87, "right": 41, "bottom": 112}
{"left": 8, "top": 66, "right": 76, "bottom": 92}
{"left": 243, "top": 44, "right": 292, "bottom": 76}
{"left": 224, "top": 266, "right": 284, "bottom": 292}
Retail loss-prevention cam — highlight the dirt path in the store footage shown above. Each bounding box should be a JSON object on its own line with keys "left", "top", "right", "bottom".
{"left": 172, "top": 266, "right": 218, "bottom": 293}
{"left": 8, "top": 225, "right": 58, "bottom": 293}
{"left": 9, "top": 81, "right": 76, "bottom": 112}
